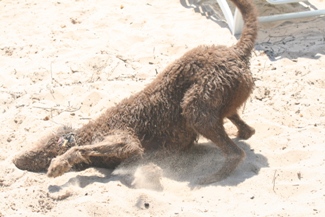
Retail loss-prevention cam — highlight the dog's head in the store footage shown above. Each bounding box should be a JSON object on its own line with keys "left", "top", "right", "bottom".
{"left": 13, "top": 126, "right": 76, "bottom": 172}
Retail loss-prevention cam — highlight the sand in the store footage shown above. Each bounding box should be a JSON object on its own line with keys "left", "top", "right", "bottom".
{"left": 0, "top": 0, "right": 325, "bottom": 216}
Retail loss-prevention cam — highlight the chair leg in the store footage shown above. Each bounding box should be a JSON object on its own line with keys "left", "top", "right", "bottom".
{"left": 259, "top": 9, "right": 325, "bottom": 23}
{"left": 233, "top": 8, "right": 244, "bottom": 35}
{"left": 217, "top": 0, "right": 235, "bottom": 33}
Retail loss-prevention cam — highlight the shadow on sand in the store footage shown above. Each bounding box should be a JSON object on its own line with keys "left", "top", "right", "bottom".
{"left": 48, "top": 139, "right": 268, "bottom": 194}
{"left": 180, "top": 0, "right": 325, "bottom": 60}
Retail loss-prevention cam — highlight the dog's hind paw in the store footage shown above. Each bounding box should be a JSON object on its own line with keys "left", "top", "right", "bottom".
{"left": 238, "top": 126, "right": 255, "bottom": 140}
{"left": 197, "top": 173, "right": 226, "bottom": 185}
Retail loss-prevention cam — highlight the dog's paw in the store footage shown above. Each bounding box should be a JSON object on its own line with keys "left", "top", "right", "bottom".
{"left": 47, "top": 157, "right": 71, "bottom": 178}
{"left": 238, "top": 126, "right": 255, "bottom": 140}
{"left": 197, "top": 174, "right": 225, "bottom": 185}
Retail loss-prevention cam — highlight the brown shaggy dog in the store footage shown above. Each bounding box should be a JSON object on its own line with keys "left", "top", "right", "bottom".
{"left": 13, "top": 0, "right": 258, "bottom": 184}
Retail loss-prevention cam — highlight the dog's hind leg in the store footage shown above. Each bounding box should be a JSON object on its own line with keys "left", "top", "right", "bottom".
{"left": 182, "top": 86, "right": 245, "bottom": 184}
{"left": 47, "top": 130, "right": 144, "bottom": 178}
{"left": 228, "top": 113, "right": 255, "bottom": 140}
{"left": 191, "top": 121, "right": 245, "bottom": 184}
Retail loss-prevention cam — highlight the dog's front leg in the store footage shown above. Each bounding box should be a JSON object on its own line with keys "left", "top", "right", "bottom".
{"left": 47, "top": 131, "right": 144, "bottom": 178}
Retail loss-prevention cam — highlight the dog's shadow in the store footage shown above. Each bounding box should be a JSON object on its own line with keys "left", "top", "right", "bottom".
{"left": 48, "top": 139, "right": 268, "bottom": 193}
{"left": 139, "top": 140, "right": 269, "bottom": 188}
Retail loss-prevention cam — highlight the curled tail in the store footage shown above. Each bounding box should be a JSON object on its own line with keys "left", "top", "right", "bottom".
{"left": 230, "top": 0, "right": 258, "bottom": 56}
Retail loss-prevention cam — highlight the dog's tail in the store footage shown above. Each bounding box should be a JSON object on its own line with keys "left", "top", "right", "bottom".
{"left": 230, "top": 0, "right": 258, "bottom": 57}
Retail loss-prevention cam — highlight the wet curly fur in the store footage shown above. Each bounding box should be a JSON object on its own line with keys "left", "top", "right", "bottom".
{"left": 13, "top": 0, "right": 258, "bottom": 184}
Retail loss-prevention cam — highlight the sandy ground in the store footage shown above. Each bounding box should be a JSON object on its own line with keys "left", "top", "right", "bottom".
{"left": 1, "top": 0, "right": 325, "bottom": 216}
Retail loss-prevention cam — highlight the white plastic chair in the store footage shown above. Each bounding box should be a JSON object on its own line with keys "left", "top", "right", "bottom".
{"left": 215, "top": 0, "right": 325, "bottom": 34}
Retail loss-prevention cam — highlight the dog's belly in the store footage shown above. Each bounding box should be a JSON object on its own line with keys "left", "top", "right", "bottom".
{"left": 140, "top": 125, "right": 198, "bottom": 151}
